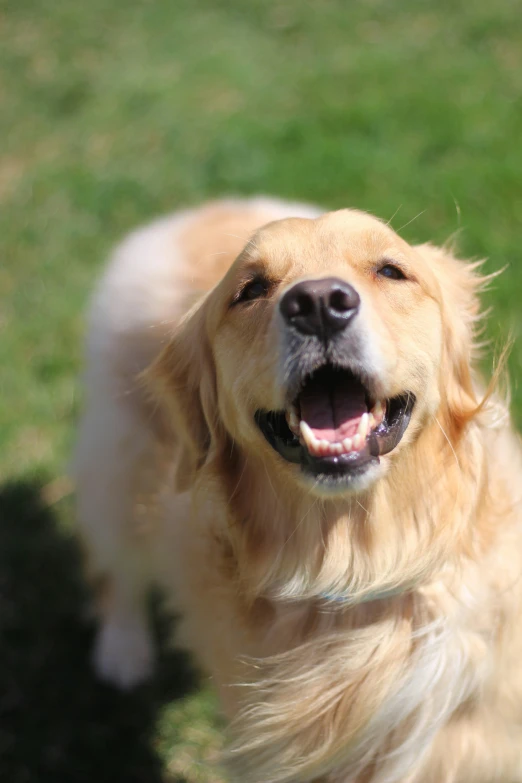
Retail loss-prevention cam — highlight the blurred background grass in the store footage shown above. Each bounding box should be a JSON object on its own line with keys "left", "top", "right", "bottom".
{"left": 1, "top": 0, "right": 521, "bottom": 780}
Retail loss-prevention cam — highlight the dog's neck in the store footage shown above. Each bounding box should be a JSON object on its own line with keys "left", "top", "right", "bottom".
{"left": 211, "top": 417, "right": 487, "bottom": 607}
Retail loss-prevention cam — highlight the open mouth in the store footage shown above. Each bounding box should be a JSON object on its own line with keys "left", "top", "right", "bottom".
{"left": 255, "top": 364, "right": 415, "bottom": 483}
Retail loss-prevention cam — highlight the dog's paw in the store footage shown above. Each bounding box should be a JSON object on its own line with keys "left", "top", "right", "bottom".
{"left": 93, "top": 615, "right": 154, "bottom": 690}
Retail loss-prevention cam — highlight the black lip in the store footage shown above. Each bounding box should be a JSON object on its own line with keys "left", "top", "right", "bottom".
{"left": 254, "top": 391, "right": 415, "bottom": 481}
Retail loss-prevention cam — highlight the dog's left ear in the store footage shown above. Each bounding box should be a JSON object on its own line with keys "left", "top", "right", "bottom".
{"left": 145, "top": 298, "right": 220, "bottom": 492}
{"left": 415, "top": 243, "right": 487, "bottom": 435}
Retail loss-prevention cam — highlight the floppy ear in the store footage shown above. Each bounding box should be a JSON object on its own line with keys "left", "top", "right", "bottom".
{"left": 414, "top": 243, "right": 489, "bottom": 436}
{"left": 145, "top": 298, "right": 219, "bottom": 492}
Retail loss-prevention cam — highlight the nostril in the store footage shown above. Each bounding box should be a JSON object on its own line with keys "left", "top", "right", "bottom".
{"left": 328, "top": 285, "right": 360, "bottom": 315}
{"left": 282, "top": 291, "right": 315, "bottom": 319}
{"left": 330, "top": 288, "right": 352, "bottom": 313}
{"left": 296, "top": 293, "right": 314, "bottom": 317}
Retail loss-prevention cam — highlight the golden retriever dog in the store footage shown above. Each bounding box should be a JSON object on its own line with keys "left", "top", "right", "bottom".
{"left": 74, "top": 196, "right": 522, "bottom": 782}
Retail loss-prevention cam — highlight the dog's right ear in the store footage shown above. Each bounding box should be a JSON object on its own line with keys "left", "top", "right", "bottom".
{"left": 145, "top": 298, "right": 218, "bottom": 492}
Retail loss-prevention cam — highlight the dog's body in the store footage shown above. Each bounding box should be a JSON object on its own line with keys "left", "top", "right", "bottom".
{"left": 75, "top": 197, "right": 522, "bottom": 782}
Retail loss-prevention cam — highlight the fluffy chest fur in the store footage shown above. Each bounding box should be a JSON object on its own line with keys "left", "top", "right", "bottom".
{"left": 160, "top": 417, "right": 522, "bottom": 783}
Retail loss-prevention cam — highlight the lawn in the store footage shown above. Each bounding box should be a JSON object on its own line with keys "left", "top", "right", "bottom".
{"left": 1, "top": 0, "right": 522, "bottom": 780}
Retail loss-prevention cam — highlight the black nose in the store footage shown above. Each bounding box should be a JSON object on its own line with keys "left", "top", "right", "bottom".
{"left": 280, "top": 277, "right": 361, "bottom": 338}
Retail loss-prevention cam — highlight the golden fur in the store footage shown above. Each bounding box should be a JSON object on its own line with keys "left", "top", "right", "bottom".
{"left": 75, "top": 197, "right": 522, "bottom": 782}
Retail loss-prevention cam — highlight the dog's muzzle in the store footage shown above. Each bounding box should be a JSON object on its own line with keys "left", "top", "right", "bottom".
{"left": 255, "top": 278, "right": 416, "bottom": 487}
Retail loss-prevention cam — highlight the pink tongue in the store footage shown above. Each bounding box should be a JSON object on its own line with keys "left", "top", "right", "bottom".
{"left": 299, "top": 372, "right": 368, "bottom": 442}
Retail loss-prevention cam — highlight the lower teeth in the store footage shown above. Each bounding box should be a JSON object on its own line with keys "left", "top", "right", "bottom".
{"left": 288, "top": 401, "right": 386, "bottom": 457}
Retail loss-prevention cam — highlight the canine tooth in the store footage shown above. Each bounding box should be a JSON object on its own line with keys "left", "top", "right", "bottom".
{"left": 342, "top": 437, "right": 352, "bottom": 451}
{"left": 368, "top": 413, "right": 376, "bottom": 430}
{"left": 371, "top": 400, "right": 385, "bottom": 425}
{"left": 290, "top": 403, "right": 300, "bottom": 422}
{"left": 352, "top": 434, "right": 362, "bottom": 450}
{"left": 286, "top": 409, "right": 300, "bottom": 434}
{"left": 300, "top": 420, "right": 316, "bottom": 449}
{"left": 357, "top": 412, "right": 369, "bottom": 440}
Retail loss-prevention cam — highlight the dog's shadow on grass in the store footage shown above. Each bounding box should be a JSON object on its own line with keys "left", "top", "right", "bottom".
{"left": 0, "top": 479, "right": 197, "bottom": 783}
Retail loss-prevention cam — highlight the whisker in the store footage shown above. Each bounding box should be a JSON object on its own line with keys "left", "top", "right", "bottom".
{"left": 228, "top": 457, "right": 248, "bottom": 505}
{"left": 263, "top": 463, "right": 278, "bottom": 502}
{"left": 396, "top": 210, "right": 427, "bottom": 234}
{"left": 279, "top": 494, "right": 320, "bottom": 554}
{"left": 434, "top": 416, "right": 461, "bottom": 473}
{"left": 451, "top": 195, "right": 462, "bottom": 228}
{"left": 222, "top": 232, "right": 252, "bottom": 240}
{"left": 386, "top": 204, "right": 402, "bottom": 227}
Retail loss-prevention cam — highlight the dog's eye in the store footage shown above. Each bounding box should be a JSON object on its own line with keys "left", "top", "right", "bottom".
{"left": 377, "top": 263, "right": 407, "bottom": 281}
{"left": 236, "top": 278, "right": 270, "bottom": 304}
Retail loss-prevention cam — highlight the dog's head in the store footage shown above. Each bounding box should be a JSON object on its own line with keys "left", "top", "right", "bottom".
{"left": 152, "top": 209, "right": 483, "bottom": 497}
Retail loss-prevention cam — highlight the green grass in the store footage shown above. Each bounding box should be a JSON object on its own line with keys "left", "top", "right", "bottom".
{"left": 1, "top": 0, "right": 522, "bottom": 780}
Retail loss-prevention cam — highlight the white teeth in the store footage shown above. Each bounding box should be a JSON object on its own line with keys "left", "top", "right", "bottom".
{"left": 286, "top": 406, "right": 300, "bottom": 435}
{"left": 370, "top": 400, "right": 385, "bottom": 427}
{"left": 299, "top": 407, "right": 385, "bottom": 458}
{"left": 357, "top": 412, "right": 369, "bottom": 441}
{"left": 318, "top": 439, "right": 333, "bottom": 457}
{"left": 300, "top": 421, "right": 359, "bottom": 457}
{"left": 299, "top": 420, "right": 315, "bottom": 450}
